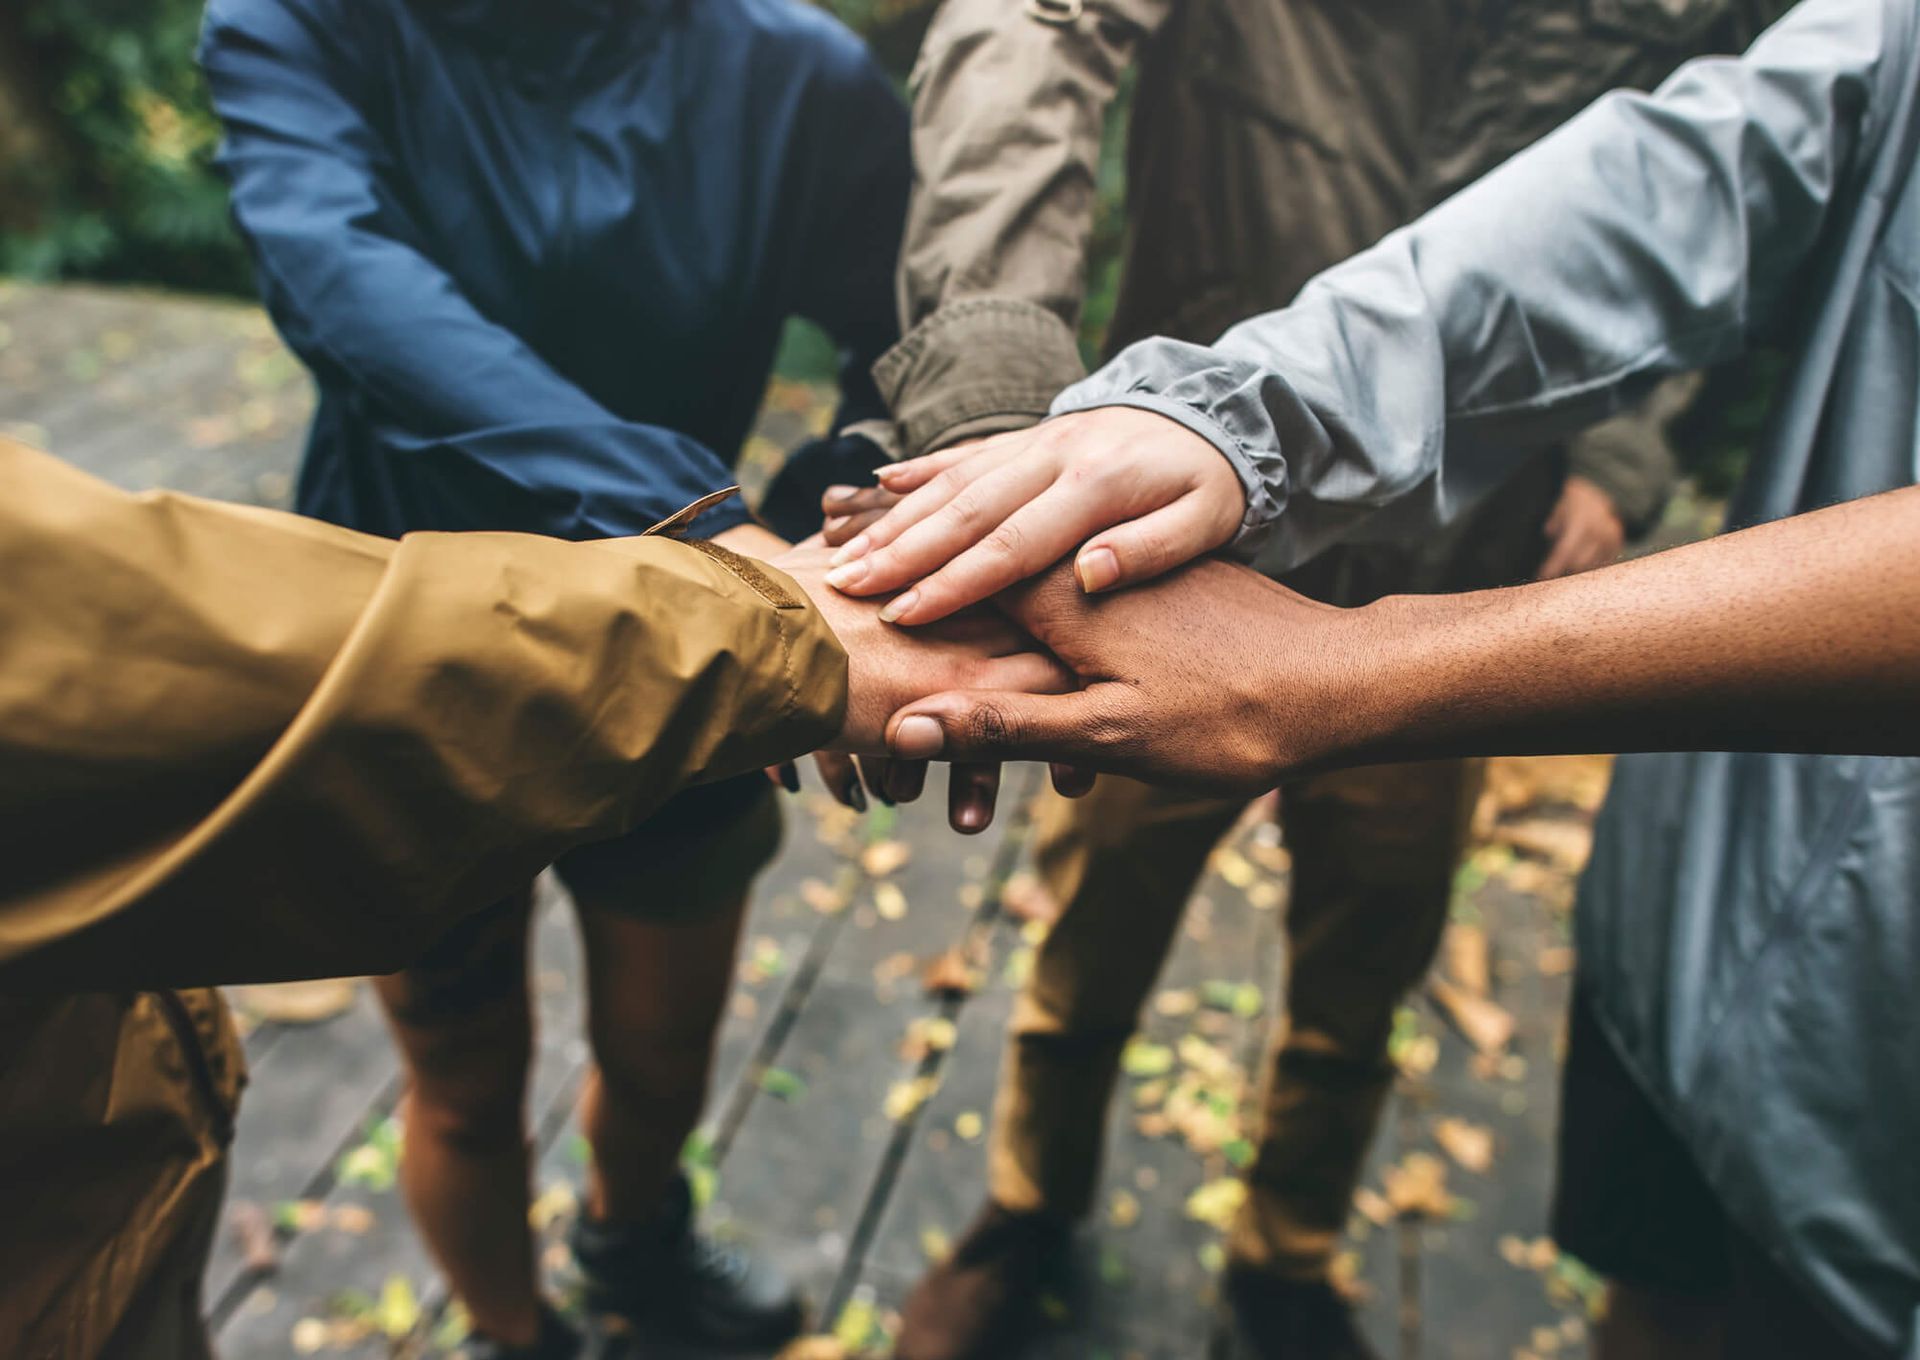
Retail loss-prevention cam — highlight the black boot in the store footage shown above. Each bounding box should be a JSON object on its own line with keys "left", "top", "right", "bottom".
{"left": 466, "top": 1303, "right": 581, "bottom": 1360}
{"left": 1211, "top": 1265, "right": 1382, "bottom": 1360}
{"left": 569, "top": 1172, "right": 804, "bottom": 1349}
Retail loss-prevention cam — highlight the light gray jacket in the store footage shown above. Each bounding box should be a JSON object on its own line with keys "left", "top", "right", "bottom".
{"left": 1056, "top": 0, "right": 1920, "bottom": 1349}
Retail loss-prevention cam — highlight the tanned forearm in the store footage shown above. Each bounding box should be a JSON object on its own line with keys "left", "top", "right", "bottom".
{"left": 1348, "top": 485, "right": 1920, "bottom": 763}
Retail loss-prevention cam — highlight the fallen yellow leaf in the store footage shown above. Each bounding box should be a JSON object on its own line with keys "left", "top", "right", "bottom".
{"left": 1434, "top": 1117, "right": 1495, "bottom": 1174}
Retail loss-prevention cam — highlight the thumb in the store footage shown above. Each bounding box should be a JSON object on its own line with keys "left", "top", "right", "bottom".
{"left": 887, "top": 688, "right": 1108, "bottom": 764}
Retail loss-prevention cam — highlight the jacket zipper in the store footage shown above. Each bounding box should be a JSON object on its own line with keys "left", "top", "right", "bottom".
{"left": 154, "top": 990, "right": 236, "bottom": 1146}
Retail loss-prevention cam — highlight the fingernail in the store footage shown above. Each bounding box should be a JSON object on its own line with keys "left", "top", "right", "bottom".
{"left": 825, "top": 559, "right": 869, "bottom": 590}
{"left": 824, "top": 485, "right": 858, "bottom": 505}
{"left": 829, "top": 534, "right": 871, "bottom": 568}
{"left": 779, "top": 764, "right": 800, "bottom": 793}
{"left": 878, "top": 589, "right": 919, "bottom": 624}
{"left": 893, "top": 715, "right": 945, "bottom": 758}
{"left": 846, "top": 781, "right": 869, "bottom": 813}
{"left": 1076, "top": 546, "right": 1120, "bottom": 594}
{"left": 956, "top": 801, "right": 987, "bottom": 832}
{"left": 875, "top": 463, "right": 907, "bottom": 483}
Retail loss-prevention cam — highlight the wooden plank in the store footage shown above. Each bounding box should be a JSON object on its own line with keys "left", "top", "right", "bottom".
{"left": 1400, "top": 879, "right": 1588, "bottom": 1360}
{"left": 686, "top": 774, "right": 1034, "bottom": 1345}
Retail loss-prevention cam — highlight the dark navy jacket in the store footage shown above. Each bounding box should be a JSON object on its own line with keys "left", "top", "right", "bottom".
{"left": 201, "top": 0, "right": 908, "bottom": 543}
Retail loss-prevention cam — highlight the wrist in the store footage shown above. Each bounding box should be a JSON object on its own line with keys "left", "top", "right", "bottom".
{"left": 1287, "top": 593, "right": 1481, "bottom": 771}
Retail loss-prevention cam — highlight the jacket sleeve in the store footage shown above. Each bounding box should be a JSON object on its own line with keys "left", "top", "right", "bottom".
{"left": 873, "top": 0, "right": 1173, "bottom": 459}
{"left": 199, "top": 0, "right": 753, "bottom": 539}
{"left": 1053, "top": 0, "right": 1902, "bottom": 567}
{"left": 0, "top": 440, "right": 846, "bottom": 992}
{"left": 790, "top": 39, "right": 912, "bottom": 436}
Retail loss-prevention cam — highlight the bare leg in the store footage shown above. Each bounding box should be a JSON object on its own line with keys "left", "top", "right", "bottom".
{"left": 576, "top": 897, "right": 749, "bottom": 1222}
{"left": 375, "top": 891, "right": 539, "bottom": 1347}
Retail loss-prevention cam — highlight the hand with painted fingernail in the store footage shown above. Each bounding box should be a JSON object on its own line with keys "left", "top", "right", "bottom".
{"left": 819, "top": 408, "right": 1245, "bottom": 626}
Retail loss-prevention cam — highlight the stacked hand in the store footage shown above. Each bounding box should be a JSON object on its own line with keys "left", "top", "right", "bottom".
{"left": 818, "top": 408, "right": 1245, "bottom": 624}
{"left": 877, "top": 558, "right": 1365, "bottom": 798}
{"left": 764, "top": 541, "right": 1074, "bottom": 829}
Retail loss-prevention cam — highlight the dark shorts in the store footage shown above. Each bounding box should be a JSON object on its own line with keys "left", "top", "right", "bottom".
{"left": 382, "top": 775, "right": 780, "bottom": 1024}
{"left": 1552, "top": 988, "right": 1884, "bottom": 1358}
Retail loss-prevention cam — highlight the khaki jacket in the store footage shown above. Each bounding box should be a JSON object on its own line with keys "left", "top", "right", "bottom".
{"left": 0, "top": 439, "right": 846, "bottom": 1356}
{"left": 873, "top": 0, "right": 1774, "bottom": 564}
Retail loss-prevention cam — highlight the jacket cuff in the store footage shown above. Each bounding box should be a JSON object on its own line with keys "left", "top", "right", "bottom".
{"left": 874, "top": 299, "right": 1087, "bottom": 459}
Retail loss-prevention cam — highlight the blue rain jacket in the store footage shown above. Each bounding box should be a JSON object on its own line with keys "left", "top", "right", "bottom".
{"left": 200, "top": 0, "right": 908, "bottom": 544}
{"left": 1060, "top": 0, "right": 1920, "bottom": 1349}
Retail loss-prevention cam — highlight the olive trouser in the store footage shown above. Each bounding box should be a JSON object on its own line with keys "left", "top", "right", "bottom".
{"left": 989, "top": 761, "right": 1481, "bottom": 1279}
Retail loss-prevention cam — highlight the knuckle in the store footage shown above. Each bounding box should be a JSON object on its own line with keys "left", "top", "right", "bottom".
{"left": 964, "top": 702, "right": 1019, "bottom": 750}
{"left": 982, "top": 518, "right": 1027, "bottom": 561}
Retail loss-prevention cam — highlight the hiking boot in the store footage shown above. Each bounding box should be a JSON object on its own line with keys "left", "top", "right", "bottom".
{"left": 1210, "top": 1265, "right": 1382, "bottom": 1360}
{"left": 895, "top": 1200, "right": 1074, "bottom": 1360}
{"left": 466, "top": 1303, "right": 581, "bottom": 1360}
{"left": 569, "top": 1173, "right": 804, "bottom": 1349}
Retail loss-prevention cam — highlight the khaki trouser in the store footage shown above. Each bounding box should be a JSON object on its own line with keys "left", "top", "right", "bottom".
{"left": 990, "top": 762, "right": 1481, "bottom": 1279}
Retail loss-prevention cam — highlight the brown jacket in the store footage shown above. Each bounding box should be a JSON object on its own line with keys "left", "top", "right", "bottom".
{"left": 0, "top": 439, "right": 846, "bottom": 1356}
{"left": 873, "top": 0, "right": 1755, "bottom": 574}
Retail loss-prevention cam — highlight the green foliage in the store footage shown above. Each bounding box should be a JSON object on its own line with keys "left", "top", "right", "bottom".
{"left": 3, "top": 0, "right": 250, "bottom": 290}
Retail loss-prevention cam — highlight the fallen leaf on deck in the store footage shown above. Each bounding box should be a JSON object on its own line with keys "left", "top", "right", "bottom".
{"left": 760, "top": 1068, "right": 807, "bottom": 1102}
{"left": 1353, "top": 1188, "right": 1394, "bottom": 1227}
{"left": 330, "top": 1204, "right": 375, "bottom": 1235}
{"left": 920, "top": 948, "right": 977, "bottom": 997}
{"left": 740, "top": 937, "right": 787, "bottom": 985}
{"left": 1383, "top": 1152, "right": 1456, "bottom": 1219}
{"left": 873, "top": 952, "right": 917, "bottom": 986}
{"left": 775, "top": 1339, "right": 849, "bottom": 1360}
{"left": 229, "top": 1201, "right": 279, "bottom": 1274}
{"left": 528, "top": 1182, "right": 577, "bottom": 1232}
{"left": 1329, "top": 1250, "right": 1371, "bottom": 1305}
{"left": 862, "top": 840, "right": 912, "bottom": 877}
{"left": 1154, "top": 989, "right": 1199, "bottom": 1017}
{"left": 1431, "top": 978, "right": 1515, "bottom": 1055}
{"left": 1246, "top": 880, "right": 1283, "bottom": 911}
{"left": 290, "top": 1319, "right": 329, "bottom": 1355}
{"left": 885, "top": 1075, "right": 939, "bottom": 1121}
{"left": 1177, "top": 1034, "right": 1234, "bottom": 1080}
{"left": 1443, "top": 923, "right": 1491, "bottom": 996}
{"left": 233, "top": 978, "right": 357, "bottom": 1025}
{"left": 1212, "top": 847, "right": 1258, "bottom": 889}
{"left": 1121, "top": 1040, "right": 1175, "bottom": 1078}
{"left": 801, "top": 877, "right": 848, "bottom": 915}
{"left": 1109, "top": 1188, "right": 1141, "bottom": 1229}
{"left": 900, "top": 1016, "right": 957, "bottom": 1061}
{"left": 920, "top": 1226, "right": 951, "bottom": 1263}
{"left": 954, "top": 1110, "right": 984, "bottom": 1141}
{"left": 874, "top": 882, "right": 909, "bottom": 921}
{"left": 375, "top": 1275, "right": 419, "bottom": 1339}
{"left": 1184, "top": 1177, "right": 1248, "bottom": 1229}
{"left": 1001, "top": 872, "right": 1061, "bottom": 925}
{"left": 1434, "top": 1117, "right": 1495, "bottom": 1174}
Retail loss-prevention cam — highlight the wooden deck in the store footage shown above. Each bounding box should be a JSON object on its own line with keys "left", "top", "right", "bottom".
{"left": 2, "top": 281, "right": 1603, "bottom": 1360}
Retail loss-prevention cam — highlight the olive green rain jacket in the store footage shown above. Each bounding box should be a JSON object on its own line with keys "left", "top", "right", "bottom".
{"left": 0, "top": 438, "right": 846, "bottom": 1356}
